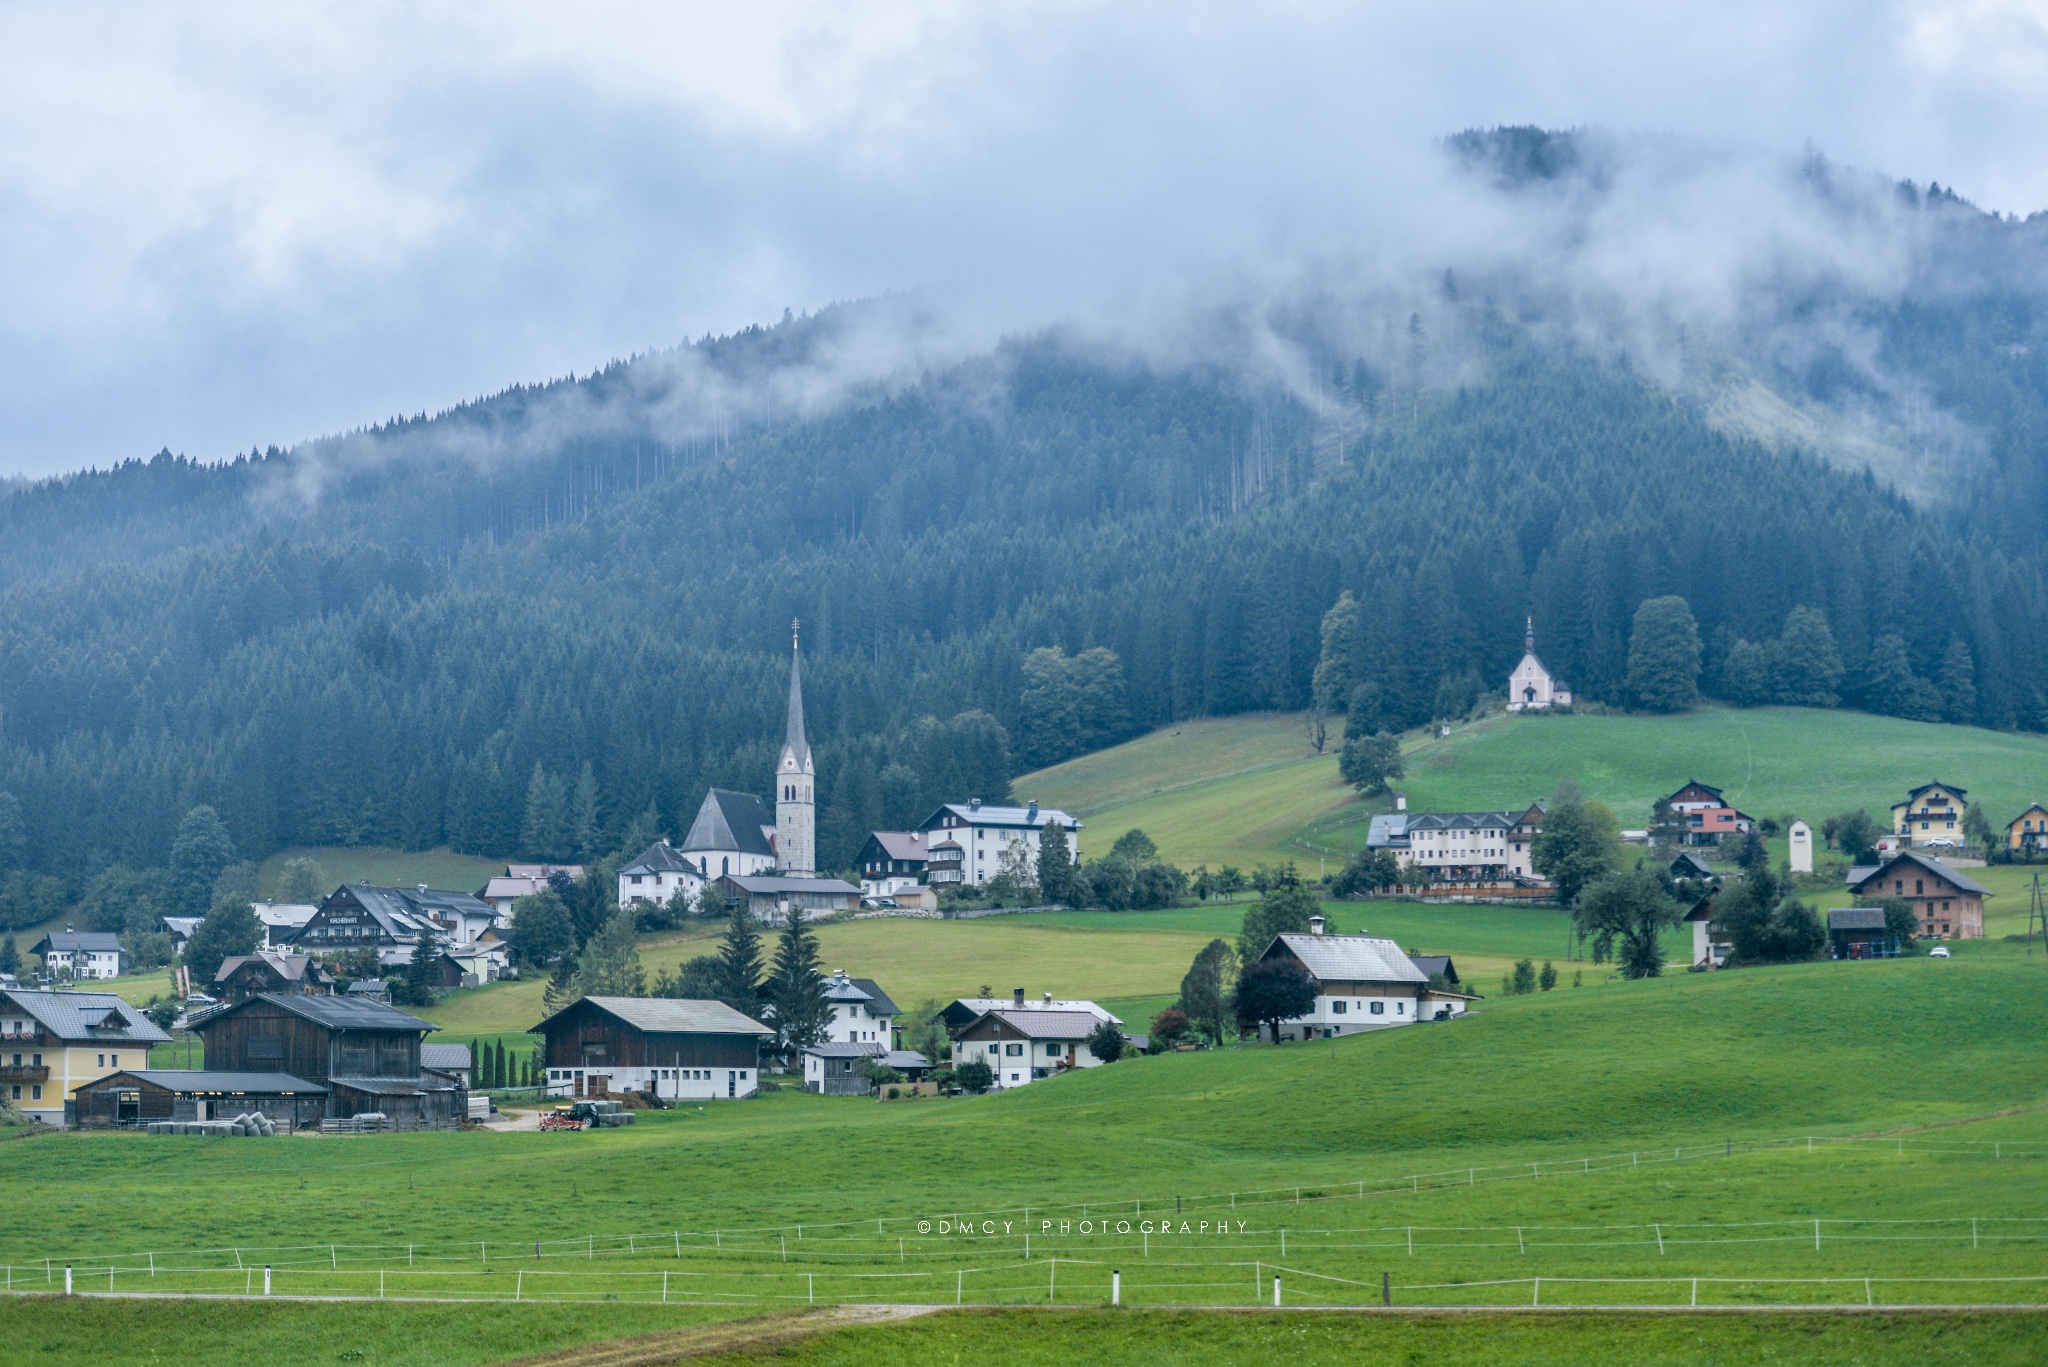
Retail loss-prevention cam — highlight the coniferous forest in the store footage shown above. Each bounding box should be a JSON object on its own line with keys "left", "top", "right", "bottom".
{"left": 2, "top": 129, "right": 2047, "bottom": 923}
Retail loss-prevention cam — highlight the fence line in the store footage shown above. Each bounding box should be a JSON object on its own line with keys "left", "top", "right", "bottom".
{"left": 15, "top": 1128, "right": 2043, "bottom": 1271}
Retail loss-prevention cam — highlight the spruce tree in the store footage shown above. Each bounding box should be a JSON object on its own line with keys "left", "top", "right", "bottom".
{"left": 767, "top": 908, "right": 831, "bottom": 1060}
{"left": 1036, "top": 821, "right": 1077, "bottom": 906}
{"left": 168, "top": 806, "right": 237, "bottom": 918}
{"left": 1771, "top": 606, "right": 1844, "bottom": 707}
{"left": 400, "top": 918, "right": 445, "bottom": 1007}
{"left": 1311, "top": 592, "right": 1362, "bottom": 713}
{"left": 1939, "top": 638, "right": 1978, "bottom": 724}
{"left": 0, "top": 934, "right": 18, "bottom": 978}
{"left": 715, "top": 906, "right": 765, "bottom": 1016}
{"left": 541, "top": 954, "right": 579, "bottom": 1016}
{"left": 572, "top": 905, "right": 646, "bottom": 997}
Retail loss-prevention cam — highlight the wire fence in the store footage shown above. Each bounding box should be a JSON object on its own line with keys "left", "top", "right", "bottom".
{"left": 15, "top": 1126, "right": 2043, "bottom": 1274}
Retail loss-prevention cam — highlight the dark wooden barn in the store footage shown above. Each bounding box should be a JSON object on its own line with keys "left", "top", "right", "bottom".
{"left": 532, "top": 996, "right": 773, "bottom": 1101}
{"left": 71, "top": 1070, "right": 329, "bottom": 1128}
{"left": 194, "top": 994, "right": 462, "bottom": 1129}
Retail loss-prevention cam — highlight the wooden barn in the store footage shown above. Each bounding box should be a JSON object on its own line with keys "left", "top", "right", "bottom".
{"left": 194, "top": 993, "right": 462, "bottom": 1129}
{"left": 71, "top": 1070, "right": 329, "bottom": 1129}
{"left": 533, "top": 996, "right": 773, "bottom": 1101}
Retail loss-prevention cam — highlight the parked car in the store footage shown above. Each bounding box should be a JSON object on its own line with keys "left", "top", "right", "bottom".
{"left": 1925, "top": 838, "right": 1958, "bottom": 849}
{"left": 1928, "top": 945, "right": 1952, "bottom": 958}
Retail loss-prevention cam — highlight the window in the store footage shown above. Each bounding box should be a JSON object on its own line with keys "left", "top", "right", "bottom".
{"left": 109, "top": 1054, "right": 118, "bottom": 1069}
{"left": 7, "top": 1085, "right": 15, "bottom": 1100}
{"left": 1006, "top": 1043, "right": 1023, "bottom": 1056}
{"left": 97, "top": 1054, "right": 104, "bottom": 1067}
{"left": 1331, "top": 1000, "right": 1348, "bottom": 1015}
{"left": 1370, "top": 1001, "right": 1385, "bottom": 1015}
{"left": 739, "top": 1071, "right": 748, "bottom": 1080}
{"left": 31, "top": 1085, "right": 41, "bottom": 1101}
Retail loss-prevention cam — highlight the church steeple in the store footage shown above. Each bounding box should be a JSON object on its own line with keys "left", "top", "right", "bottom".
{"left": 776, "top": 619, "right": 816, "bottom": 875}
{"left": 1525, "top": 615, "right": 1535, "bottom": 655}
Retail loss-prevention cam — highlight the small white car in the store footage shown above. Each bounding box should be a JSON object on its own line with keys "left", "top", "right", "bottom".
{"left": 1928, "top": 945, "right": 1951, "bottom": 958}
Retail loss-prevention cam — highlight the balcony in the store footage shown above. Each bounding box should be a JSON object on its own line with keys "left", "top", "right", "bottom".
{"left": 0, "top": 1064, "right": 51, "bottom": 1084}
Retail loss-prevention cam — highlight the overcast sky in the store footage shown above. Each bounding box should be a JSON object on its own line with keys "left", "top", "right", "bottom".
{"left": 1, "top": 1, "right": 2044, "bottom": 479}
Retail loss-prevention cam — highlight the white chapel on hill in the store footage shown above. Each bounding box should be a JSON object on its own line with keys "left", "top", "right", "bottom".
{"left": 1505, "top": 617, "right": 1571, "bottom": 712}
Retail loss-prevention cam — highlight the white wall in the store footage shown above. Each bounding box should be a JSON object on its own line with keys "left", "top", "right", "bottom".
{"left": 545, "top": 1065, "right": 755, "bottom": 1100}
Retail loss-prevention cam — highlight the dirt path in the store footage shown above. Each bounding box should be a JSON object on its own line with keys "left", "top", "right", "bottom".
{"left": 495, "top": 1305, "right": 937, "bottom": 1366}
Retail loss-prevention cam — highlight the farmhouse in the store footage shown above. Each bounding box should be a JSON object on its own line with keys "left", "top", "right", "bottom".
{"left": 1892, "top": 781, "right": 1968, "bottom": 848}
{"left": 0, "top": 987, "right": 171, "bottom": 1126}
{"left": 2007, "top": 804, "right": 2048, "bottom": 853}
{"left": 30, "top": 930, "right": 126, "bottom": 981}
{"left": 533, "top": 995, "right": 773, "bottom": 1100}
{"left": 290, "top": 883, "right": 499, "bottom": 963}
{"left": 194, "top": 993, "right": 462, "bottom": 1129}
{"left": 717, "top": 874, "right": 862, "bottom": 921}
{"left": 71, "top": 1070, "right": 328, "bottom": 1129}
{"left": 1846, "top": 851, "right": 1987, "bottom": 939}
{"left": 1683, "top": 896, "right": 1730, "bottom": 968}
{"left": 1252, "top": 926, "right": 1443, "bottom": 1042}
{"left": 1661, "top": 781, "right": 1754, "bottom": 847}
{"left": 1505, "top": 618, "right": 1572, "bottom": 711}
{"left": 856, "top": 831, "right": 928, "bottom": 898}
{"left": 250, "top": 901, "right": 319, "bottom": 947}
{"left": 821, "top": 970, "right": 899, "bottom": 1047}
{"left": 937, "top": 990, "right": 1119, "bottom": 1034}
{"left": 215, "top": 950, "right": 335, "bottom": 1002}
{"left": 952, "top": 1008, "right": 1115, "bottom": 1090}
{"left": 916, "top": 799, "right": 1081, "bottom": 889}
{"left": 618, "top": 839, "right": 709, "bottom": 910}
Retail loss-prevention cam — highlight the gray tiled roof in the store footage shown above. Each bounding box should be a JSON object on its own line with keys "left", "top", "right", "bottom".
{"left": 804, "top": 1041, "right": 884, "bottom": 1058}
{"left": 1366, "top": 814, "right": 1409, "bottom": 848}
{"left": 86, "top": 1071, "right": 326, "bottom": 1094}
{"left": 545, "top": 996, "right": 775, "bottom": 1037}
{"left": 922, "top": 802, "right": 1081, "bottom": 832}
{"left": 722, "top": 875, "right": 861, "bottom": 895}
{"left": 682, "top": 789, "right": 777, "bottom": 858}
{"left": 969, "top": 1009, "right": 1104, "bottom": 1040}
{"left": 882, "top": 1050, "right": 930, "bottom": 1070}
{"left": 861, "top": 831, "right": 928, "bottom": 862}
{"left": 327, "top": 1075, "right": 461, "bottom": 1095}
{"left": 1851, "top": 851, "right": 1990, "bottom": 896}
{"left": 1829, "top": 907, "right": 1890, "bottom": 930}
{"left": 2, "top": 988, "right": 170, "bottom": 1044}
{"left": 620, "top": 840, "right": 705, "bottom": 877}
{"left": 1268, "top": 933, "right": 1427, "bottom": 985}
{"left": 849, "top": 977, "right": 899, "bottom": 1016}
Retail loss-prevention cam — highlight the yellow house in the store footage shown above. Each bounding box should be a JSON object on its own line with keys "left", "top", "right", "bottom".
{"left": 0, "top": 987, "right": 171, "bottom": 1127}
{"left": 1891, "top": 781, "right": 1968, "bottom": 848}
{"left": 2009, "top": 804, "right": 2048, "bottom": 853}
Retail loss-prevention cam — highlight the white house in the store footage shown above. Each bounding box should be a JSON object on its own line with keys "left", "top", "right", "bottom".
{"left": 479, "top": 864, "right": 584, "bottom": 917}
{"left": 1684, "top": 896, "right": 1729, "bottom": 968}
{"left": 916, "top": 799, "right": 1081, "bottom": 889}
{"left": 938, "top": 990, "right": 1119, "bottom": 1034}
{"left": 250, "top": 901, "right": 321, "bottom": 948}
{"left": 617, "top": 839, "right": 709, "bottom": 912}
{"left": 1505, "top": 617, "right": 1572, "bottom": 711}
{"left": 802, "top": 1043, "right": 931, "bottom": 1095}
{"left": 1395, "top": 804, "right": 1545, "bottom": 882}
{"left": 952, "top": 1007, "right": 1118, "bottom": 1089}
{"left": 31, "top": 930, "right": 126, "bottom": 981}
{"left": 1789, "top": 820, "right": 1813, "bottom": 874}
{"left": 1252, "top": 923, "right": 1459, "bottom": 1042}
{"left": 821, "top": 971, "right": 899, "bottom": 1047}
{"left": 534, "top": 996, "right": 774, "bottom": 1101}
{"left": 856, "top": 831, "right": 928, "bottom": 899}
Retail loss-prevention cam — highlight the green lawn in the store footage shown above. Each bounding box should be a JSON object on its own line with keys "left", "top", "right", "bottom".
{"left": 1022, "top": 712, "right": 1326, "bottom": 816}
{"left": 254, "top": 846, "right": 503, "bottom": 899}
{"left": 684, "top": 1309, "right": 2048, "bottom": 1366}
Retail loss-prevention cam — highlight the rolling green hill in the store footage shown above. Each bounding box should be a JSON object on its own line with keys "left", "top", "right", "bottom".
{"left": 1023, "top": 704, "right": 2048, "bottom": 871}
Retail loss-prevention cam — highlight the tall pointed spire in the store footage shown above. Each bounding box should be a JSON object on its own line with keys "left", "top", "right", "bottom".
{"left": 1525, "top": 615, "right": 1535, "bottom": 655}
{"left": 785, "top": 617, "right": 809, "bottom": 766}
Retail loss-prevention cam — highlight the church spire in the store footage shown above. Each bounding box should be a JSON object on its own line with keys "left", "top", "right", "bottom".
{"left": 785, "top": 618, "right": 810, "bottom": 767}
{"left": 1525, "top": 615, "right": 1535, "bottom": 655}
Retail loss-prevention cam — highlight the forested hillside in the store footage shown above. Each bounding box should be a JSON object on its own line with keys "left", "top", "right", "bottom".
{"left": 2, "top": 129, "right": 2047, "bottom": 925}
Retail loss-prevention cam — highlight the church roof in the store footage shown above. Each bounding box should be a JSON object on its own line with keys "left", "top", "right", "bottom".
{"left": 784, "top": 645, "right": 811, "bottom": 768}
{"left": 681, "top": 789, "right": 778, "bottom": 858}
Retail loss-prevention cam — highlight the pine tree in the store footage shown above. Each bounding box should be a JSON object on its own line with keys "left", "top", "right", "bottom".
{"left": 767, "top": 908, "right": 831, "bottom": 1060}
{"left": 570, "top": 762, "right": 601, "bottom": 860}
{"left": 1772, "top": 607, "right": 1844, "bottom": 707}
{"left": 1864, "top": 633, "right": 1919, "bottom": 717}
{"left": 521, "top": 763, "right": 570, "bottom": 860}
{"left": 1624, "top": 596, "right": 1702, "bottom": 712}
{"left": 0, "top": 934, "right": 18, "bottom": 978}
{"left": 1939, "top": 638, "right": 1978, "bottom": 725}
{"left": 169, "top": 806, "right": 237, "bottom": 918}
{"left": 0, "top": 791, "right": 25, "bottom": 872}
{"left": 572, "top": 905, "right": 646, "bottom": 998}
{"left": 541, "top": 955, "right": 579, "bottom": 1016}
{"left": 1036, "top": 821, "right": 1077, "bottom": 906}
{"left": 715, "top": 906, "right": 765, "bottom": 1015}
{"left": 399, "top": 917, "right": 445, "bottom": 1007}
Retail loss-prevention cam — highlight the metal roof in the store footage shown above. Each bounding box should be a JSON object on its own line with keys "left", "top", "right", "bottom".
{"left": 421, "top": 1043, "right": 473, "bottom": 1070}
{"left": 1409, "top": 954, "right": 1459, "bottom": 984}
{"left": 1, "top": 988, "right": 171, "bottom": 1043}
{"left": 34, "top": 931, "right": 123, "bottom": 953}
{"left": 1829, "top": 907, "right": 1890, "bottom": 930}
{"left": 921, "top": 802, "right": 1081, "bottom": 832}
{"left": 1268, "top": 933, "right": 1427, "bottom": 985}
{"left": 202, "top": 992, "right": 436, "bottom": 1033}
{"left": 861, "top": 831, "right": 929, "bottom": 862}
{"left": 804, "top": 1041, "right": 883, "bottom": 1058}
{"left": 721, "top": 875, "right": 861, "bottom": 895}
{"left": 215, "top": 951, "right": 330, "bottom": 985}
{"left": 822, "top": 972, "right": 873, "bottom": 1003}
{"left": 539, "top": 996, "right": 775, "bottom": 1037}
{"left": 784, "top": 645, "right": 811, "bottom": 769}
{"left": 327, "top": 1075, "right": 461, "bottom": 1095}
{"left": 848, "top": 977, "right": 900, "bottom": 1016}
{"left": 1366, "top": 814, "right": 1409, "bottom": 848}
{"left": 940, "top": 997, "right": 1120, "bottom": 1026}
{"left": 1405, "top": 811, "right": 1515, "bottom": 832}
{"left": 681, "top": 789, "right": 778, "bottom": 858}
{"left": 965, "top": 1009, "right": 1103, "bottom": 1040}
{"left": 1900, "top": 781, "right": 1967, "bottom": 802}
{"left": 79, "top": 1070, "right": 326, "bottom": 1094}
{"left": 882, "top": 1050, "right": 930, "bottom": 1070}
{"left": 618, "top": 841, "right": 706, "bottom": 877}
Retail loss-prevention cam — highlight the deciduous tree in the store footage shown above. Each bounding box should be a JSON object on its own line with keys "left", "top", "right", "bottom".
{"left": 1625, "top": 596, "right": 1702, "bottom": 712}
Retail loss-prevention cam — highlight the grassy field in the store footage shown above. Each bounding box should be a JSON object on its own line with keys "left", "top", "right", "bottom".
{"left": 685, "top": 1308, "right": 2048, "bottom": 1366}
{"left": 1019, "top": 704, "right": 2048, "bottom": 871}
{"left": 254, "top": 845, "right": 503, "bottom": 899}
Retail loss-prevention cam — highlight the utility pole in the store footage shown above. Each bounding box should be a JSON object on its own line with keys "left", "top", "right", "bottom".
{"left": 2030, "top": 873, "right": 2045, "bottom": 959}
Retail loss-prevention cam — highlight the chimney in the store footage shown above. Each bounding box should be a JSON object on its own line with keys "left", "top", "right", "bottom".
{"left": 1027, "top": 800, "right": 1039, "bottom": 822}
{"left": 971, "top": 797, "right": 983, "bottom": 812}
{"left": 1013, "top": 987, "right": 1026, "bottom": 1007}
{"left": 1394, "top": 793, "right": 1407, "bottom": 812}
{"left": 1309, "top": 915, "right": 1326, "bottom": 936}
{"left": 1043, "top": 991, "right": 1052, "bottom": 1005}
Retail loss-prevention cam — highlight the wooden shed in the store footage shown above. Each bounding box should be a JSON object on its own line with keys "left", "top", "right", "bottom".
{"left": 71, "top": 1070, "right": 329, "bottom": 1128}
{"left": 194, "top": 993, "right": 462, "bottom": 1129}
